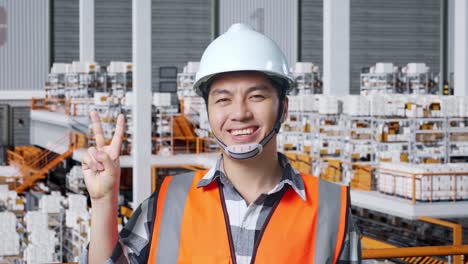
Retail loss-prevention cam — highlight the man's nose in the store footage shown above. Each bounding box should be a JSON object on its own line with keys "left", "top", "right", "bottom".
{"left": 231, "top": 100, "right": 253, "bottom": 121}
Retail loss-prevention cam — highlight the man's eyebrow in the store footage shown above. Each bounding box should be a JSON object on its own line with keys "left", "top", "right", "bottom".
{"left": 246, "top": 84, "right": 272, "bottom": 93}
{"left": 210, "top": 89, "right": 233, "bottom": 96}
{"left": 210, "top": 84, "right": 273, "bottom": 96}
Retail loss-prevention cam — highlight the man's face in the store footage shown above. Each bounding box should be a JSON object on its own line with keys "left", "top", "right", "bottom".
{"left": 207, "top": 71, "right": 286, "bottom": 147}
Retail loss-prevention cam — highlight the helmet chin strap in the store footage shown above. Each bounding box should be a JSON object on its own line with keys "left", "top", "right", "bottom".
{"left": 212, "top": 102, "right": 284, "bottom": 160}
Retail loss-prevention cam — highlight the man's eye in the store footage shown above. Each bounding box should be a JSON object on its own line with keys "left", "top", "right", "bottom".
{"left": 250, "top": 94, "right": 265, "bottom": 100}
{"left": 216, "top": 98, "right": 229, "bottom": 104}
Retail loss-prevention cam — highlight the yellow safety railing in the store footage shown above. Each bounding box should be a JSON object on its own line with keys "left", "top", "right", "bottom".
{"left": 378, "top": 167, "right": 468, "bottom": 204}
{"left": 362, "top": 217, "right": 467, "bottom": 264}
{"left": 363, "top": 243, "right": 468, "bottom": 260}
{"left": 6, "top": 132, "right": 75, "bottom": 192}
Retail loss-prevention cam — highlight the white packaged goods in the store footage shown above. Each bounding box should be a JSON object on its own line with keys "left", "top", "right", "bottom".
{"left": 0, "top": 166, "right": 21, "bottom": 178}
{"left": 300, "top": 94, "right": 315, "bottom": 112}
{"left": 124, "top": 92, "right": 133, "bottom": 106}
{"left": 310, "top": 95, "right": 320, "bottom": 112}
{"left": 0, "top": 213, "right": 20, "bottom": 256}
{"left": 459, "top": 97, "right": 468, "bottom": 117}
{"left": 451, "top": 143, "right": 468, "bottom": 155}
{"left": 185, "top": 61, "right": 200, "bottom": 73}
{"left": 377, "top": 163, "right": 468, "bottom": 201}
{"left": 342, "top": 96, "right": 370, "bottom": 116}
{"left": 406, "top": 63, "right": 428, "bottom": 74}
{"left": 369, "top": 94, "right": 409, "bottom": 117}
{"left": 318, "top": 96, "right": 340, "bottom": 114}
{"left": 65, "top": 63, "right": 74, "bottom": 74}
{"left": 408, "top": 95, "right": 445, "bottom": 118}
{"left": 0, "top": 232, "right": 20, "bottom": 256}
{"left": 39, "top": 191, "right": 64, "bottom": 213}
{"left": 107, "top": 61, "right": 132, "bottom": 73}
{"left": 66, "top": 194, "right": 90, "bottom": 232}
{"left": 25, "top": 211, "right": 48, "bottom": 233}
{"left": 0, "top": 190, "right": 15, "bottom": 203}
{"left": 288, "top": 96, "right": 301, "bottom": 112}
{"left": 24, "top": 211, "right": 58, "bottom": 263}
{"left": 369, "top": 94, "right": 386, "bottom": 116}
{"left": 66, "top": 210, "right": 90, "bottom": 229}
{"left": 0, "top": 212, "right": 16, "bottom": 230}
{"left": 0, "top": 190, "right": 24, "bottom": 211}
{"left": 70, "top": 61, "right": 99, "bottom": 73}
{"left": 443, "top": 96, "right": 458, "bottom": 117}
{"left": 68, "top": 194, "right": 87, "bottom": 211}
{"left": 198, "top": 108, "right": 210, "bottom": 133}
{"left": 24, "top": 208, "right": 63, "bottom": 263}
{"left": 94, "top": 92, "right": 111, "bottom": 106}
{"left": 51, "top": 63, "right": 69, "bottom": 74}
{"left": 153, "top": 93, "right": 172, "bottom": 107}
{"left": 70, "top": 103, "right": 93, "bottom": 116}
{"left": 64, "top": 194, "right": 91, "bottom": 260}
{"left": 293, "top": 62, "right": 314, "bottom": 73}
{"left": 66, "top": 165, "right": 85, "bottom": 193}
{"left": 349, "top": 145, "right": 373, "bottom": 157}
{"left": 183, "top": 96, "right": 206, "bottom": 125}
{"left": 375, "top": 63, "right": 394, "bottom": 74}
{"left": 30, "top": 229, "right": 57, "bottom": 246}
{"left": 24, "top": 244, "right": 55, "bottom": 264}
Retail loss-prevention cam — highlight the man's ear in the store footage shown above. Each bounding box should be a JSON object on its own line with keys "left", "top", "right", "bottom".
{"left": 281, "top": 96, "right": 288, "bottom": 123}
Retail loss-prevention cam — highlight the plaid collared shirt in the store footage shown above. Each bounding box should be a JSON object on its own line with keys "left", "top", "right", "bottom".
{"left": 80, "top": 152, "right": 361, "bottom": 263}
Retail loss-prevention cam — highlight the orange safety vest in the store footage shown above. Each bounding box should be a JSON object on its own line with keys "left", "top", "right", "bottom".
{"left": 148, "top": 170, "right": 349, "bottom": 264}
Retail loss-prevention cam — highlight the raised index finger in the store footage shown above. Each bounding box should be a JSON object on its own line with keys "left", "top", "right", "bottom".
{"left": 110, "top": 114, "right": 125, "bottom": 158}
{"left": 90, "top": 111, "right": 106, "bottom": 150}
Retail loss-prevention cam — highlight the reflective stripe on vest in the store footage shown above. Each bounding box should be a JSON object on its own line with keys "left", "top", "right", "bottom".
{"left": 147, "top": 170, "right": 349, "bottom": 264}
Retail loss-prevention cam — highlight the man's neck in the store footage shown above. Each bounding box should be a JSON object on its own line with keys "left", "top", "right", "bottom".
{"left": 222, "top": 143, "right": 283, "bottom": 205}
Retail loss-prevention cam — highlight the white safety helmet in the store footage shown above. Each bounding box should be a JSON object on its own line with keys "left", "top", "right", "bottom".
{"left": 193, "top": 23, "right": 294, "bottom": 97}
{"left": 194, "top": 23, "right": 293, "bottom": 160}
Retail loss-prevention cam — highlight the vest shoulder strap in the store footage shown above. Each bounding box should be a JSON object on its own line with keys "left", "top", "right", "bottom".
{"left": 315, "top": 178, "right": 350, "bottom": 264}
{"left": 147, "top": 171, "right": 197, "bottom": 264}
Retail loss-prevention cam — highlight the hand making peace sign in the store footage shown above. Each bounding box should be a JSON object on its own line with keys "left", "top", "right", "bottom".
{"left": 82, "top": 111, "right": 126, "bottom": 202}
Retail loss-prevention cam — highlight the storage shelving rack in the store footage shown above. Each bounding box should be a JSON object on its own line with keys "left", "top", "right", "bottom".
{"left": 341, "top": 115, "right": 375, "bottom": 163}
{"left": 360, "top": 72, "right": 398, "bottom": 95}
{"left": 447, "top": 117, "right": 468, "bottom": 163}
{"left": 67, "top": 65, "right": 102, "bottom": 116}
{"left": 403, "top": 72, "right": 431, "bottom": 95}
{"left": 48, "top": 212, "right": 64, "bottom": 263}
{"left": 292, "top": 71, "right": 322, "bottom": 95}
{"left": 279, "top": 111, "right": 308, "bottom": 152}
{"left": 373, "top": 117, "right": 412, "bottom": 163}
{"left": 411, "top": 117, "right": 448, "bottom": 164}
{"left": 310, "top": 113, "right": 343, "bottom": 178}
{"left": 63, "top": 224, "right": 88, "bottom": 262}
{"left": 153, "top": 105, "right": 178, "bottom": 155}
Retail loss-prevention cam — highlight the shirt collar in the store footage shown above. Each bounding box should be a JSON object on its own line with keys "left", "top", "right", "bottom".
{"left": 196, "top": 152, "right": 306, "bottom": 201}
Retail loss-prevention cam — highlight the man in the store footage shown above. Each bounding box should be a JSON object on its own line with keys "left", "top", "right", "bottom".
{"left": 81, "top": 23, "right": 361, "bottom": 264}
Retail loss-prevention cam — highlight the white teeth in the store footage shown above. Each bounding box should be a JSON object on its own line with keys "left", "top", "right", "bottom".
{"left": 232, "top": 128, "right": 254, "bottom": 136}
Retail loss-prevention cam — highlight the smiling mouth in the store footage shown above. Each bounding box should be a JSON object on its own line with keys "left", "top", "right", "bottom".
{"left": 228, "top": 126, "right": 259, "bottom": 136}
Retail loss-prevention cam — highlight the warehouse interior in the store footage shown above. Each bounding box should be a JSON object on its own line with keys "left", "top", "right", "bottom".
{"left": 1, "top": 0, "right": 468, "bottom": 263}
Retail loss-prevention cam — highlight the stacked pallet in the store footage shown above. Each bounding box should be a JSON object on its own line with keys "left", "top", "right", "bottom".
{"left": 64, "top": 194, "right": 90, "bottom": 261}
{"left": 39, "top": 191, "right": 64, "bottom": 213}
{"left": 24, "top": 211, "right": 57, "bottom": 264}
{"left": 377, "top": 162, "right": 468, "bottom": 201}
{"left": 0, "top": 212, "right": 20, "bottom": 257}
